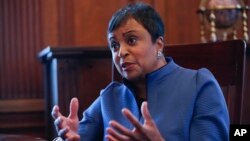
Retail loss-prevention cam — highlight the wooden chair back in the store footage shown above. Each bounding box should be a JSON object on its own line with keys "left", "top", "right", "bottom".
{"left": 163, "top": 40, "right": 246, "bottom": 124}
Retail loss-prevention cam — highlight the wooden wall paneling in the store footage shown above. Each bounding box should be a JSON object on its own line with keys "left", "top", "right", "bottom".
{"left": 41, "top": 0, "right": 59, "bottom": 46}
{"left": 10, "top": 0, "right": 17, "bottom": 98}
{"left": 16, "top": 0, "right": 23, "bottom": 97}
{"left": 22, "top": 0, "right": 28, "bottom": 97}
{"left": 120, "top": 0, "right": 135, "bottom": 6}
{"left": 5, "top": 0, "right": 11, "bottom": 97}
{"left": 0, "top": 0, "right": 3, "bottom": 98}
{"left": 33, "top": 0, "right": 43, "bottom": 98}
{"left": 0, "top": 0, "right": 44, "bottom": 99}
{"left": 23, "top": 0, "right": 31, "bottom": 98}
{"left": 164, "top": 0, "right": 201, "bottom": 44}
{"left": 153, "top": 0, "right": 165, "bottom": 22}
{"left": 58, "top": 0, "right": 75, "bottom": 45}
{"left": 74, "top": 0, "right": 121, "bottom": 46}
{"left": 119, "top": 0, "right": 155, "bottom": 6}
{"left": 49, "top": 0, "right": 205, "bottom": 46}
{"left": 29, "top": 0, "right": 39, "bottom": 97}
{"left": 0, "top": 99, "right": 45, "bottom": 138}
{"left": 32, "top": 0, "right": 42, "bottom": 98}
{"left": 0, "top": 0, "right": 46, "bottom": 138}
{"left": 0, "top": 0, "right": 5, "bottom": 98}
{"left": 73, "top": 0, "right": 201, "bottom": 46}
{"left": 1, "top": 0, "right": 11, "bottom": 98}
{"left": 21, "top": 0, "right": 33, "bottom": 97}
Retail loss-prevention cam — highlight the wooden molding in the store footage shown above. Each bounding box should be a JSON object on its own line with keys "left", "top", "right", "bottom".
{"left": 0, "top": 99, "right": 45, "bottom": 113}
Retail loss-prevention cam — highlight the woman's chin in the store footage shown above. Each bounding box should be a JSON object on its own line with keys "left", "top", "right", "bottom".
{"left": 123, "top": 73, "right": 141, "bottom": 81}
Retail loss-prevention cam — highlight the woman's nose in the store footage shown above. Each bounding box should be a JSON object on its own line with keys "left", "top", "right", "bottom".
{"left": 118, "top": 45, "right": 129, "bottom": 57}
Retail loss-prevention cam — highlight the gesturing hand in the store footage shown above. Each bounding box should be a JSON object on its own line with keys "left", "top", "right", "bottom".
{"left": 51, "top": 97, "right": 80, "bottom": 141}
{"left": 105, "top": 102, "right": 165, "bottom": 141}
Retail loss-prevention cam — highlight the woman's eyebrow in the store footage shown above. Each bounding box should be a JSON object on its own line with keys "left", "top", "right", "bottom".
{"left": 122, "top": 30, "right": 137, "bottom": 37}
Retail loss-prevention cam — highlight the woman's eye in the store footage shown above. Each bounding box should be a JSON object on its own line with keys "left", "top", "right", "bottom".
{"left": 110, "top": 42, "right": 120, "bottom": 51}
{"left": 127, "top": 37, "right": 137, "bottom": 45}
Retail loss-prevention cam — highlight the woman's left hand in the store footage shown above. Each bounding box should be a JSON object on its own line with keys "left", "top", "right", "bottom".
{"left": 105, "top": 102, "right": 165, "bottom": 141}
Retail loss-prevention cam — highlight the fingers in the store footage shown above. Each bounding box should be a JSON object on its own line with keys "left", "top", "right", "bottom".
{"left": 58, "top": 127, "right": 69, "bottom": 137}
{"left": 66, "top": 134, "right": 80, "bottom": 141}
{"left": 105, "top": 134, "right": 117, "bottom": 141}
{"left": 54, "top": 117, "right": 62, "bottom": 129}
{"left": 109, "top": 120, "right": 134, "bottom": 136}
{"left": 69, "top": 97, "right": 79, "bottom": 119}
{"left": 106, "top": 121, "right": 139, "bottom": 141}
{"left": 141, "top": 102, "right": 158, "bottom": 129}
{"left": 107, "top": 103, "right": 163, "bottom": 141}
{"left": 122, "top": 108, "right": 143, "bottom": 131}
{"left": 52, "top": 98, "right": 80, "bottom": 141}
{"left": 57, "top": 127, "right": 80, "bottom": 141}
{"left": 141, "top": 102, "right": 152, "bottom": 121}
{"left": 106, "top": 126, "right": 126, "bottom": 141}
{"left": 52, "top": 105, "right": 62, "bottom": 120}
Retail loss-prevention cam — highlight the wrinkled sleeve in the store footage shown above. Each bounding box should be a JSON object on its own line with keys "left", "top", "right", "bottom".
{"left": 190, "top": 68, "right": 230, "bottom": 141}
{"left": 78, "top": 96, "right": 103, "bottom": 141}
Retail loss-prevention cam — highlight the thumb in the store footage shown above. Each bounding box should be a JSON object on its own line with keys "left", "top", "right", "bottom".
{"left": 68, "top": 97, "right": 79, "bottom": 119}
{"left": 141, "top": 102, "right": 152, "bottom": 121}
{"left": 51, "top": 105, "right": 62, "bottom": 119}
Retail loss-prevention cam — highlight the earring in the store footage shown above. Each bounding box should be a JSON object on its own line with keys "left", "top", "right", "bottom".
{"left": 157, "top": 51, "right": 163, "bottom": 58}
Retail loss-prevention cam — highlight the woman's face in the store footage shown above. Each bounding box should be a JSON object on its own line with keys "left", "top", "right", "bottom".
{"left": 108, "top": 18, "right": 164, "bottom": 81}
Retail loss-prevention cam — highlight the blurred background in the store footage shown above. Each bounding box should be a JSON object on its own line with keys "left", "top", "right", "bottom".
{"left": 0, "top": 0, "right": 249, "bottom": 140}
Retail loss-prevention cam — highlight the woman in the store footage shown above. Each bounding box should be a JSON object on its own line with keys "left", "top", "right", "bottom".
{"left": 52, "top": 2, "right": 229, "bottom": 141}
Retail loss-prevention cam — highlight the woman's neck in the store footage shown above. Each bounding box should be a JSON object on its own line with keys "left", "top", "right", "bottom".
{"left": 132, "top": 80, "right": 147, "bottom": 99}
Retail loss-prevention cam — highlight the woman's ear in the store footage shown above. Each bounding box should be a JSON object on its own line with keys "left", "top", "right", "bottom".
{"left": 155, "top": 36, "right": 165, "bottom": 51}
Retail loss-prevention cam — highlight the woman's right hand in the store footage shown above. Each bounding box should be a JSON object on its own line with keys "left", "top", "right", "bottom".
{"left": 51, "top": 97, "right": 80, "bottom": 141}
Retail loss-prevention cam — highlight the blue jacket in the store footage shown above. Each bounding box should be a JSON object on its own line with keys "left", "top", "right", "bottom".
{"left": 78, "top": 58, "right": 229, "bottom": 141}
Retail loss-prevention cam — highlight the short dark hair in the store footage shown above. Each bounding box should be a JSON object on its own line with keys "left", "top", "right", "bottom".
{"left": 107, "top": 2, "right": 164, "bottom": 43}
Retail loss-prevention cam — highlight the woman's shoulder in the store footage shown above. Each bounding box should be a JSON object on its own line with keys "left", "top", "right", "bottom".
{"left": 99, "top": 81, "right": 135, "bottom": 105}
{"left": 191, "top": 68, "right": 221, "bottom": 92}
{"left": 175, "top": 66, "right": 218, "bottom": 87}
{"left": 103, "top": 81, "right": 123, "bottom": 89}
{"left": 178, "top": 66, "right": 215, "bottom": 79}
{"left": 196, "top": 68, "right": 217, "bottom": 82}
{"left": 100, "top": 81, "right": 125, "bottom": 95}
